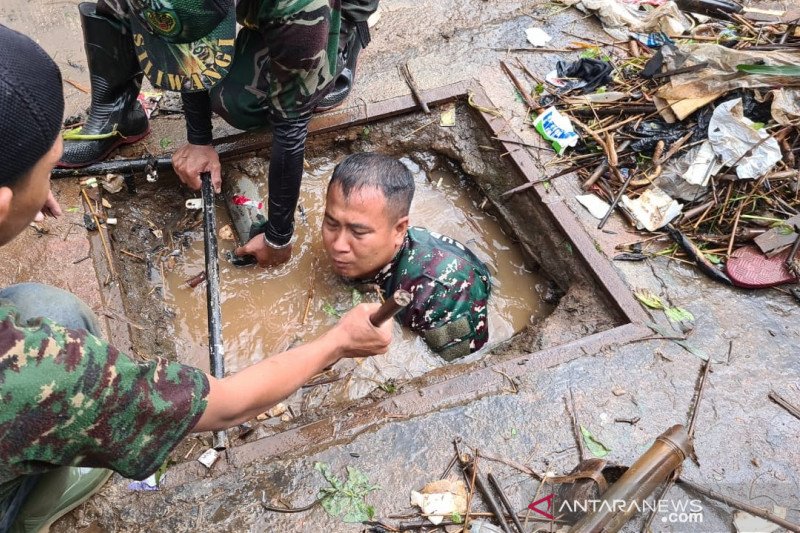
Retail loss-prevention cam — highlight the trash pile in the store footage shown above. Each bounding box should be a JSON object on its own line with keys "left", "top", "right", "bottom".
{"left": 500, "top": 0, "right": 800, "bottom": 292}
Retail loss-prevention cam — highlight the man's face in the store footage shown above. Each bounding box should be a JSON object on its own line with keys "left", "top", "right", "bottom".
{"left": 322, "top": 183, "right": 408, "bottom": 279}
{"left": 0, "top": 136, "right": 62, "bottom": 246}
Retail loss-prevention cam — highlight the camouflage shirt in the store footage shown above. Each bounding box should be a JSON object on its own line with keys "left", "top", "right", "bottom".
{"left": 366, "top": 227, "right": 492, "bottom": 360}
{"left": 0, "top": 305, "right": 208, "bottom": 502}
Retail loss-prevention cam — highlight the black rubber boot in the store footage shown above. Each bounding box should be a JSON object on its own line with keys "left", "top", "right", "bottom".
{"left": 315, "top": 20, "right": 371, "bottom": 112}
{"left": 58, "top": 2, "right": 149, "bottom": 168}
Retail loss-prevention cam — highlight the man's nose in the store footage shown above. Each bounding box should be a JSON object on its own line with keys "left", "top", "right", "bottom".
{"left": 332, "top": 230, "right": 350, "bottom": 253}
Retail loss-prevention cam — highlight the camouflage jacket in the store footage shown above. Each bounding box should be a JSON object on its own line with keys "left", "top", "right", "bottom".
{"left": 367, "top": 227, "right": 492, "bottom": 360}
{"left": 234, "top": 0, "right": 342, "bottom": 119}
{"left": 0, "top": 305, "right": 208, "bottom": 502}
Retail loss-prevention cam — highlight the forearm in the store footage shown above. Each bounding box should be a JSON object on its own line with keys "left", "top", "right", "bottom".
{"left": 193, "top": 329, "right": 344, "bottom": 431}
{"left": 181, "top": 91, "right": 213, "bottom": 145}
{"left": 263, "top": 116, "right": 310, "bottom": 246}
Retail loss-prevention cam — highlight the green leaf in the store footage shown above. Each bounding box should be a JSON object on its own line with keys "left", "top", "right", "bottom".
{"left": 315, "top": 462, "right": 380, "bottom": 523}
{"left": 351, "top": 289, "right": 363, "bottom": 307}
{"left": 580, "top": 425, "right": 611, "bottom": 458}
{"left": 773, "top": 223, "right": 795, "bottom": 236}
{"left": 751, "top": 122, "right": 765, "bottom": 131}
{"left": 154, "top": 459, "right": 169, "bottom": 485}
{"left": 159, "top": 137, "right": 173, "bottom": 150}
{"left": 647, "top": 323, "right": 708, "bottom": 361}
{"left": 736, "top": 64, "right": 800, "bottom": 77}
{"left": 534, "top": 83, "right": 545, "bottom": 95}
{"left": 580, "top": 47, "right": 600, "bottom": 59}
{"left": 665, "top": 306, "right": 694, "bottom": 323}
{"left": 451, "top": 512, "right": 463, "bottom": 524}
{"left": 704, "top": 252, "right": 721, "bottom": 265}
{"left": 511, "top": 428, "right": 518, "bottom": 437}
{"left": 66, "top": 207, "right": 80, "bottom": 213}
{"left": 634, "top": 289, "right": 666, "bottom": 310}
{"left": 322, "top": 301, "right": 342, "bottom": 318}
{"left": 379, "top": 380, "right": 397, "bottom": 394}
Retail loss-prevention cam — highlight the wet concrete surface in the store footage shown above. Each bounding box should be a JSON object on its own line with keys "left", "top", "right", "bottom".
{"left": 1, "top": 0, "right": 799, "bottom": 531}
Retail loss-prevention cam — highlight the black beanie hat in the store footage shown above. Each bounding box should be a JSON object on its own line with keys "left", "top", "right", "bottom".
{"left": 0, "top": 25, "right": 64, "bottom": 186}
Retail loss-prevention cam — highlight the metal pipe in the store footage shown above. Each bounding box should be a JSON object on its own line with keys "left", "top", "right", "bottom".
{"left": 201, "top": 172, "right": 228, "bottom": 450}
{"left": 369, "top": 290, "right": 412, "bottom": 326}
{"left": 51, "top": 156, "right": 172, "bottom": 178}
{"left": 569, "top": 424, "right": 692, "bottom": 533}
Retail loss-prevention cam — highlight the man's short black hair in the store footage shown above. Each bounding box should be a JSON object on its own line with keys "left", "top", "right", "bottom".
{"left": 329, "top": 153, "right": 414, "bottom": 221}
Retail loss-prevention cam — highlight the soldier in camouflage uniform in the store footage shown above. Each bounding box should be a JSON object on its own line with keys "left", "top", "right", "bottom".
{"left": 322, "top": 153, "right": 492, "bottom": 361}
{"left": 59, "top": 0, "right": 379, "bottom": 267}
{"left": 0, "top": 25, "right": 391, "bottom": 530}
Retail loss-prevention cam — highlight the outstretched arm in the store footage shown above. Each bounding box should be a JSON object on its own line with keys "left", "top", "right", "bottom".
{"left": 193, "top": 302, "right": 391, "bottom": 431}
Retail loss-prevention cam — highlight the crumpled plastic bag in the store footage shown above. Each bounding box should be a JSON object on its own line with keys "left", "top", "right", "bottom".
{"left": 561, "top": 0, "right": 691, "bottom": 40}
{"left": 555, "top": 58, "right": 613, "bottom": 93}
{"left": 655, "top": 44, "right": 800, "bottom": 102}
{"left": 655, "top": 141, "right": 717, "bottom": 201}
{"left": 621, "top": 186, "right": 683, "bottom": 231}
{"left": 410, "top": 479, "right": 468, "bottom": 525}
{"left": 770, "top": 88, "right": 800, "bottom": 126}
{"left": 707, "top": 98, "right": 782, "bottom": 180}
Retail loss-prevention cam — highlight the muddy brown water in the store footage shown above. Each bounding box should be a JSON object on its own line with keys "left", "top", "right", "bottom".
{"left": 162, "top": 154, "right": 552, "bottom": 406}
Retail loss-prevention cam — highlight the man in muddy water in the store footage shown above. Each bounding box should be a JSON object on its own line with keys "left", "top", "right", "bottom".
{"left": 322, "top": 153, "right": 493, "bottom": 361}
{"left": 58, "top": 0, "right": 380, "bottom": 269}
{"left": 0, "top": 26, "right": 392, "bottom": 532}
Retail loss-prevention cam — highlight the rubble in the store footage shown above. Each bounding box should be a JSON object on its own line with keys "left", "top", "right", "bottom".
{"left": 498, "top": 8, "right": 800, "bottom": 289}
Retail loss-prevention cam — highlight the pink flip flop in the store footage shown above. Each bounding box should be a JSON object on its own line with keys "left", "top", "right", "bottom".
{"left": 725, "top": 245, "right": 799, "bottom": 289}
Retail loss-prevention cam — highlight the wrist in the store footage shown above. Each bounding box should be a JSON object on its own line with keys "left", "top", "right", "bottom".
{"left": 319, "top": 326, "right": 347, "bottom": 364}
{"left": 263, "top": 232, "right": 293, "bottom": 250}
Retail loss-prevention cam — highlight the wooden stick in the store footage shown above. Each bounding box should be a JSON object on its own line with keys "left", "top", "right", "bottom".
{"left": 500, "top": 60, "right": 542, "bottom": 113}
{"left": 567, "top": 389, "right": 587, "bottom": 461}
{"left": 120, "top": 249, "right": 145, "bottom": 261}
{"left": 768, "top": 390, "right": 800, "bottom": 421}
{"left": 81, "top": 188, "right": 116, "bottom": 280}
{"left": 640, "top": 476, "right": 677, "bottom": 533}
{"left": 677, "top": 478, "right": 800, "bottom": 532}
{"left": 399, "top": 62, "right": 430, "bottom": 114}
{"left": 584, "top": 140, "right": 631, "bottom": 189}
{"left": 500, "top": 164, "right": 583, "bottom": 198}
{"left": 487, "top": 473, "right": 526, "bottom": 533}
{"left": 301, "top": 265, "right": 316, "bottom": 325}
{"left": 688, "top": 358, "right": 712, "bottom": 439}
{"left": 369, "top": 289, "right": 412, "bottom": 326}
{"left": 597, "top": 166, "right": 635, "bottom": 230}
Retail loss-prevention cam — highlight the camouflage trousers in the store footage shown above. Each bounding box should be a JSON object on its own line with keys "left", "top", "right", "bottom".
{"left": 0, "top": 284, "right": 101, "bottom": 528}
{"left": 211, "top": 0, "right": 379, "bottom": 130}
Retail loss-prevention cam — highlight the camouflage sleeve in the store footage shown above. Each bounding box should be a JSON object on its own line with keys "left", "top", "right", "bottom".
{"left": 246, "top": 0, "right": 342, "bottom": 119}
{"left": 0, "top": 309, "right": 208, "bottom": 482}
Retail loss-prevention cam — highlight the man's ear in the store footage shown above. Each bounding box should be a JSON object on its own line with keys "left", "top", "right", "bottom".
{"left": 393, "top": 215, "right": 409, "bottom": 246}
{"left": 0, "top": 186, "right": 13, "bottom": 227}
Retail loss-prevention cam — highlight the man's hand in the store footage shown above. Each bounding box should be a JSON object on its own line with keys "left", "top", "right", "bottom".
{"left": 172, "top": 143, "right": 222, "bottom": 192}
{"left": 234, "top": 234, "right": 292, "bottom": 268}
{"left": 34, "top": 190, "right": 62, "bottom": 222}
{"left": 329, "top": 302, "right": 393, "bottom": 359}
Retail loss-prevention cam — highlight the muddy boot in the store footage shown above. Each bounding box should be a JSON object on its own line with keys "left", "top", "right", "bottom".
{"left": 58, "top": 2, "right": 149, "bottom": 168}
{"left": 9, "top": 467, "right": 112, "bottom": 533}
{"left": 314, "top": 20, "right": 371, "bottom": 112}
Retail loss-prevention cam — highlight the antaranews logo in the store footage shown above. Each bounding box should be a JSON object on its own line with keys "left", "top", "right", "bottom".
{"left": 528, "top": 493, "right": 704, "bottom": 526}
